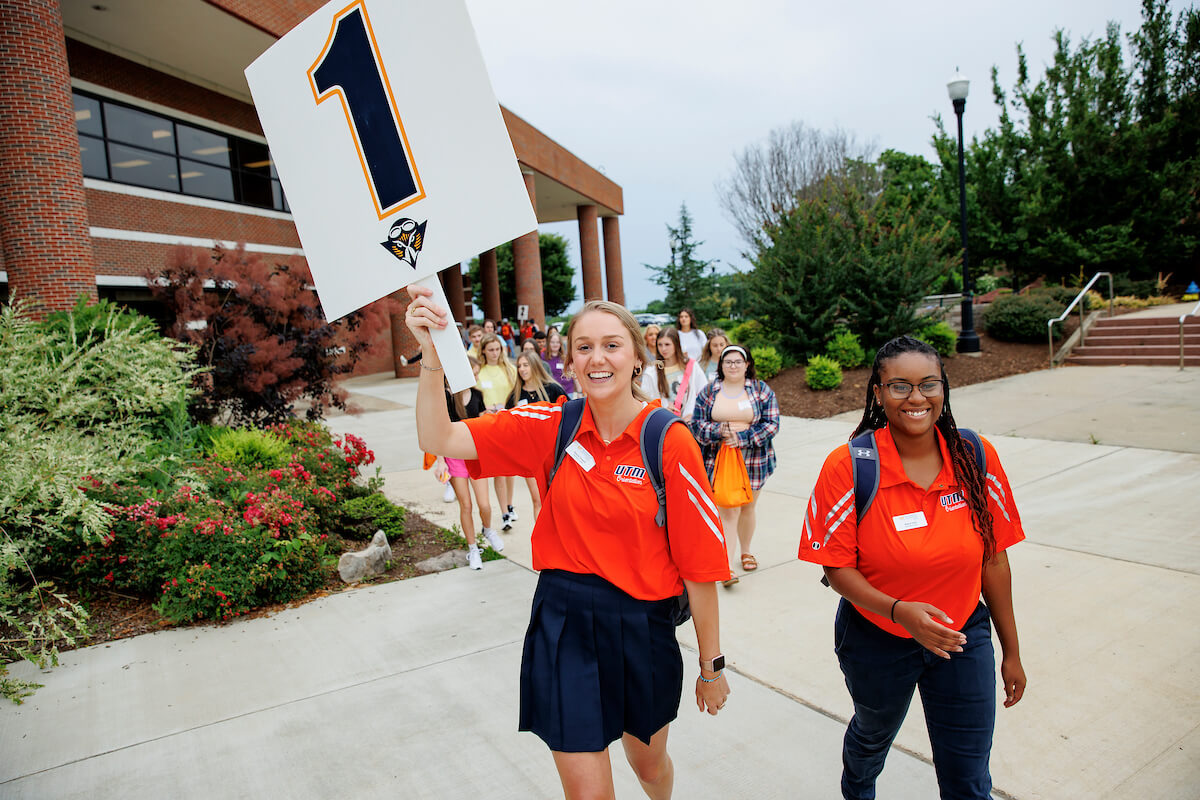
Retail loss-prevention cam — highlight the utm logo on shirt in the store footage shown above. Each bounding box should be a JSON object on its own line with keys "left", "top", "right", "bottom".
{"left": 940, "top": 491, "right": 967, "bottom": 512}
{"left": 614, "top": 464, "right": 647, "bottom": 486}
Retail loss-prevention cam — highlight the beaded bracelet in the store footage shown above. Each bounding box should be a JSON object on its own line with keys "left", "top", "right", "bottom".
{"left": 699, "top": 672, "right": 723, "bottom": 683}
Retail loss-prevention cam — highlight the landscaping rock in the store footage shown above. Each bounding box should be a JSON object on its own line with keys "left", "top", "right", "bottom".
{"left": 415, "top": 550, "right": 467, "bottom": 573}
{"left": 338, "top": 529, "right": 391, "bottom": 583}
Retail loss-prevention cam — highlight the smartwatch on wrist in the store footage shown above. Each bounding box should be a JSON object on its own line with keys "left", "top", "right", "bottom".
{"left": 700, "top": 654, "right": 725, "bottom": 672}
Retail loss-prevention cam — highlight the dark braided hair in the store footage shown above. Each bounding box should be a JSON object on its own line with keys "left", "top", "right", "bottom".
{"left": 852, "top": 336, "right": 995, "bottom": 563}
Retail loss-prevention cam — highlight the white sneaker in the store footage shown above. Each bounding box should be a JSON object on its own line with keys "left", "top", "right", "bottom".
{"left": 399, "top": 355, "right": 408, "bottom": 366}
{"left": 442, "top": 482, "right": 455, "bottom": 503}
{"left": 482, "top": 527, "right": 505, "bottom": 553}
{"left": 467, "top": 546, "right": 482, "bottom": 570}
{"left": 501, "top": 512, "right": 513, "bottom": 531}
{"left": 507, "top": 506, "right": 519, "bottom": 523}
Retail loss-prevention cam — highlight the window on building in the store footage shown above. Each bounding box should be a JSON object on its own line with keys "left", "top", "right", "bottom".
{"left": 73, "top": 90, "right": 288, "bottom": 213}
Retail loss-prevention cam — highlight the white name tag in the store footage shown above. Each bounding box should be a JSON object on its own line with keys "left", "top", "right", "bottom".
{"left": 892, "top": 511, "right": 928, "bottom": 532}
{"left": 566, "top": 441, "right": 595, "bottom": 471}
{"left": 738, "top": 400, "right": 752, "bottom": 410}
{"left": 480, "top": 380, "right": 493, "bottom": 389}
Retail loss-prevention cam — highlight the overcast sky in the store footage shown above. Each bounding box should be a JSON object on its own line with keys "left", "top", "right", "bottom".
{"left": 462, "top": 0, "right": 1188, "bottom": 315}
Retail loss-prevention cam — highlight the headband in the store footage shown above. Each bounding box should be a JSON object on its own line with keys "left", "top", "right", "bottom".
{"left": 721, "top": 345, "right": 748, "bottom": 361}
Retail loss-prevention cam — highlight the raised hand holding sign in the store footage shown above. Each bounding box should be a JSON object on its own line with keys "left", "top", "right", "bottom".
{"left": 246, "top": 0, "right": 537, "bottom": 391}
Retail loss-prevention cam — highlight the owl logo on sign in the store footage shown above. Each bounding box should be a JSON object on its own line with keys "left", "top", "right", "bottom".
{"left": 381, "top": 217, "right": 427, "bottom": 269}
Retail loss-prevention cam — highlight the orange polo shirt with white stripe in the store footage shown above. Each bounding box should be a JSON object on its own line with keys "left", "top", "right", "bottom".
{"left": 799, "top": 425, "right": 1024, "bottom": 637}
{"left": 464, "top": 398, "right": 730, "bottom": 600}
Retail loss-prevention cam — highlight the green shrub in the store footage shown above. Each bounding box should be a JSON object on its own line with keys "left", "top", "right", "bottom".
{"left": 209, "top": 427, "right": 292, "bottom": 470}
{"left": 983, "top": 292, "right": 1067, "bottom": 342}
{"left": 750, "top": 345, "right": 783, "bottom": 380}
{"left": 805, "top": 355, "right": 843, "bottom": 390}
{"left": 914, "top": 321, "right": 957, "bottom": 358}
{"left": 974, "top": 274, "right": 1002, "bottom": 294}
{"left": 824, "top": 330, "right": 866, "bottom": 369}
{"left": 341, "top": 494, "right": 407, "bottom": 541}
{"left": 728, "top": 319, "right": 778, "bottom": 351}
{"left": 1, "top": 531, "right": 90, "bottom": 704}
{"left": 0, "top": 300, "right": 199, "bottom": 569}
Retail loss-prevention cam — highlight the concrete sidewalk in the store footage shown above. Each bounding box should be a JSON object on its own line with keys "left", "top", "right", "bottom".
{"left": 2, "top": 365, "right": 1198, "bottom": 799}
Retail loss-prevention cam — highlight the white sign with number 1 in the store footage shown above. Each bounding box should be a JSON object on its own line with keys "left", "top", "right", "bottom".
{"left": 245, "top": 0, "right": 537, "bottom": 391}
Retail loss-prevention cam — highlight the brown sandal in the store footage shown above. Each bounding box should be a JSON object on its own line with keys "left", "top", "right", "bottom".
{"left": 722, "top": 573, "right": 740, "bottom": 588}
{"left": 741, "top": 554, "right": 758, "bottom": 571}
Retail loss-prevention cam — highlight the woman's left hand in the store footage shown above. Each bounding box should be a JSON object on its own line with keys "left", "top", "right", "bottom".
{"left": 1000, "top": 653, "right": 1026, "bottom": 707}
{"left": 695, "top": 672, "right": 730, "bottom": 716}
{"left": 722, "top": 424, "right": 740, "bottom": 448}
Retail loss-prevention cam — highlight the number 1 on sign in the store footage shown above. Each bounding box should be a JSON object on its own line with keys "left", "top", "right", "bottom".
{"left": 308, "top": 0, "right": 425, "bottom": 219}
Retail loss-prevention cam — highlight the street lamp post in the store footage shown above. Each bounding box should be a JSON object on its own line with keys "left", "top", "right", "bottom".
{"left": 947, "top": 71, "right": 980, "bottom": 354}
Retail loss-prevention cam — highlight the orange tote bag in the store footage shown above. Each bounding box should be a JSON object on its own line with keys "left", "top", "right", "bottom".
{"left": 712, "top": 444, "right": 753, "bottom": 508}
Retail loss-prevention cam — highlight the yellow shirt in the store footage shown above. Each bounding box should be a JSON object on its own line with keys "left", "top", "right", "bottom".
{"left": 477, "top": 363, "right": 515, "bottom": 409}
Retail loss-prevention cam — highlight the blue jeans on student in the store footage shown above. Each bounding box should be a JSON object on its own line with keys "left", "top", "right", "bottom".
{"left": 834, "top": 599, "right": 996, "bottom": 800}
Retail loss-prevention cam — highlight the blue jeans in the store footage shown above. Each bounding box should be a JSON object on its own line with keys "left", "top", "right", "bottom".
{"left": 834, "top": 599, "right": 996, "bottom": 800}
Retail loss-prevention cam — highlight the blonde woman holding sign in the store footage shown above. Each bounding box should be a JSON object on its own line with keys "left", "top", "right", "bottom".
{"left": 404, "top": 285, "right": 730, "bottom": 800}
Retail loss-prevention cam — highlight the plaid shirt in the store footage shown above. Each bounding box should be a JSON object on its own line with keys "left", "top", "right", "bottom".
{"left": 689, "top": 379, "right": 780, "bottom": 490}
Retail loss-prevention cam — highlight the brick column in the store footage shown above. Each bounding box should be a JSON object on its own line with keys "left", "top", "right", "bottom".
{"left": 602, "top": 216, "right": 625, "bottom": 307}
{"left": 577, "top": 204, "right": 603, "bottom": 301}
{"left": 390, "top": 291, "right": 420, "bottom": 378}
{"left": 512, "top": 171, "right": 545, "bottom": 326}
{"left": 479, "top": 249, "right": 502, "bottom": 322}
{"left": 440, "top": 262, "right": 466, "bottom": 326}
{"left": 0, "top": 0, "right": 95, "bottom": 317}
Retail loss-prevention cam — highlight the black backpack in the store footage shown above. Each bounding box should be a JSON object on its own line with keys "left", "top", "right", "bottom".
{"left": 548, "top": 398, "right": 692, "bottom": 625}
{"left": 820, "top": 428, "right": 986, "bottom": 587}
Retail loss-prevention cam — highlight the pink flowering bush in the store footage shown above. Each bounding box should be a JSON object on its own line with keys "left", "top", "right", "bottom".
{"left": 68, "top": 420, "right": 382, "bottom": 623}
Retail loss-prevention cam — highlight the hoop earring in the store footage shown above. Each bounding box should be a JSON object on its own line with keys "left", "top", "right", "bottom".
{"left": 633, "top": 365, "right": 642, "bottom": 376}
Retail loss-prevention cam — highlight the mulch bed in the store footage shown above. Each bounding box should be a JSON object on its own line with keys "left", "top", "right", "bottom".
{"left": 768, "top": 332, "right": 1049, "bottom": 419}
{"left": 59, "top": 511, "right": 456, "bottom": 650}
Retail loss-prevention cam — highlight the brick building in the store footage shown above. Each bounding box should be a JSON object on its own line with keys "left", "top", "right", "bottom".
{"left": 0, "top": 0, "right": 626, "bottom": 376}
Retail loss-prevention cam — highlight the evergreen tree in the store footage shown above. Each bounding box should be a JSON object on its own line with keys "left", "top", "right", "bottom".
{"left": 644, "top": 204, "right": 722, "bottom": 319}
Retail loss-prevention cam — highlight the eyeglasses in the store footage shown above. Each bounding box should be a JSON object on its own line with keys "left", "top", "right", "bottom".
{"left": 884, "top": 379, "right": 945, "bottom": 399}
{"left": 722, "top": 359, "right": 746, "bottom": 367}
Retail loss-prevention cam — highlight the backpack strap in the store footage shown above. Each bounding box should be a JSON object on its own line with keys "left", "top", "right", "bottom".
{"left": 848, "top": 430, "right": 881, "bottom": 522}
{"left": 548, "top": 397, "right": 587, "bottom": 487}
{"left": 673, "top": 360, "right": 695, "bottom": 415}
{"left": 957, "top": 428, "right": 987, "bottom": 475}
{"left": 639, "top": 406, "right": 684, "bottom": 528}
{"left": 821, "top": 430, "right": 880, "bottom": 589}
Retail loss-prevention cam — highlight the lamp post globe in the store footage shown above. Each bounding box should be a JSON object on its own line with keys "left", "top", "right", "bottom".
{"left": 947, "top": 70, "right": 980, "bottom": 354}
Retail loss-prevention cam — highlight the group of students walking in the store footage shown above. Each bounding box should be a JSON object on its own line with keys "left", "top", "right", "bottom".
{"left": 405, "top": 289, "right": 1026, "bottom": 800}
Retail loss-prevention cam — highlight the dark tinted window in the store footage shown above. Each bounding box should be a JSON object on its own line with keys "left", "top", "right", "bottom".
{"left": 178, "top": 124, "right": 231, "bottom": 167}
{"left": 79, "top": 134, "right": 108, "bottom": 179}
{"left": 74, "top": 94, "right": 103, "bottom": 137}
{"left": 104, "top": 104, "right": 175, "bottom": 153}
{"left": 179, "top": 159, "right": 234, "bottom": 201}
{"left": 107, "top": 143, "right": 178, "bottom": 191}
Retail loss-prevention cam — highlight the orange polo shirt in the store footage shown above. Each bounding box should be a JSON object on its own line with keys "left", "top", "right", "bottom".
{"left": 464, "top": 398, "right": 730, "bottom": 600}
{"left": 799, "top": 425, "right": 1024, "bottom": 637}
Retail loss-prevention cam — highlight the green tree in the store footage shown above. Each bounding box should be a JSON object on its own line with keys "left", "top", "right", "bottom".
{"left": 748, "top": 178, "right": 953, "bottom": 357}
{"left": 467, "top": 233, "right": 575, "bottom": 318}
{"left": 644, "top": 204, "right": 714, "bottom": 311}
{"left": 931, "top": 0, "right": 1200, "bottom": 287}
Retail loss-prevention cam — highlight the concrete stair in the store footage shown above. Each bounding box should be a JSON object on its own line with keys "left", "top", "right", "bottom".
{"left": 1067, "top": 315, "right": 1200, "bottom": 366}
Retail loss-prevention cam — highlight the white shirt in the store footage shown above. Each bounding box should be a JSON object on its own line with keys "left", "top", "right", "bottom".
{"left": 678, "top": 328, "right": 707, "bottom": 362}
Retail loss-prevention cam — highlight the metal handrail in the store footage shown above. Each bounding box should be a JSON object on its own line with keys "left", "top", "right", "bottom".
{"left": 1048, "top": 272, "right": 1114, "bottom": 368}
{"left": 1181, "top": 300, "right": 1200, "bottom": 370}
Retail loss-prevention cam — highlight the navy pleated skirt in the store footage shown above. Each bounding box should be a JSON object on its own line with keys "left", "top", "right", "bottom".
{"left": 519, "top": 569, "right": 683, "bottom": 752}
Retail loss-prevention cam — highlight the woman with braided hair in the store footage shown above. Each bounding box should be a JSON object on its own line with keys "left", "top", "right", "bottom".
{"left": 799, "top": 335, "right": 1026, "bottom": 799}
